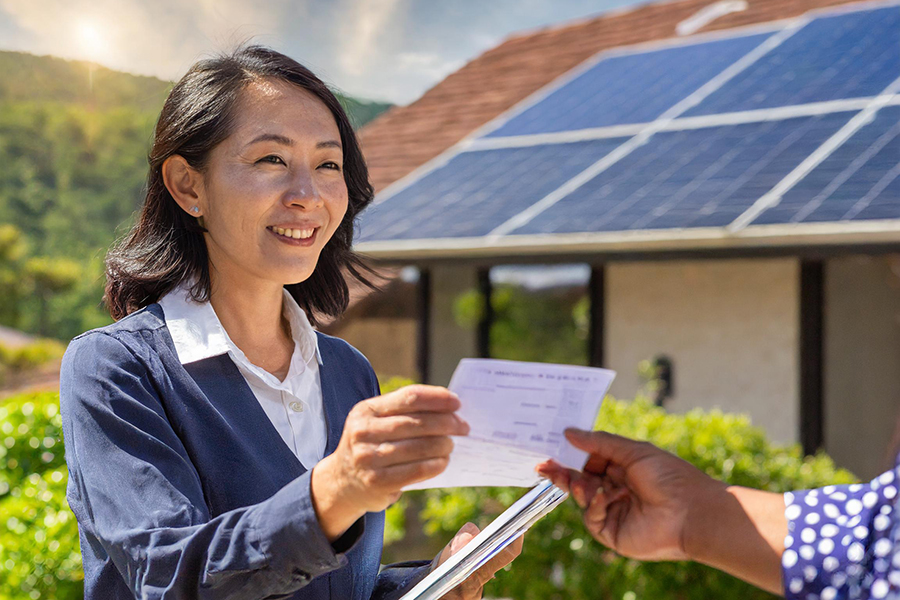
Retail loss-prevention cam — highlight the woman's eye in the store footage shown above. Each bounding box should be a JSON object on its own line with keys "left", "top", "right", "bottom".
{"left": 320, "top": 161, "right": 342, "bottom": 172}
{"left": 258, "top": 155, "right": 286, "bottom": 166}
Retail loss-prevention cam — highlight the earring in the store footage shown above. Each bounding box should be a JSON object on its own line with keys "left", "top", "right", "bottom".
{"left": 191, "top": 206, "right": 200, "bottom": 214}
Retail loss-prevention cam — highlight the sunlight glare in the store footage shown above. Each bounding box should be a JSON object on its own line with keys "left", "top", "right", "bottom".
{"left": 75, "top": 19, "right": 109, "bottom": 61}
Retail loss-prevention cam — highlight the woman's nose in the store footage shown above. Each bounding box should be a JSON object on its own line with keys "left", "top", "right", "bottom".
{"left": 283, "top": 169, "right": 323, "bottom": 208}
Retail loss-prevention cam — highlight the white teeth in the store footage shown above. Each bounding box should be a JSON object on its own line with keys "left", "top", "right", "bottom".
{"left": 272, "top": 227, "right": 314, "bottom": 239}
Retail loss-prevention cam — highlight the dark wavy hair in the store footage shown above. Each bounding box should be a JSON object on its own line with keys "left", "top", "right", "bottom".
{"left": 105, "top": 45, "right": 375, "bottom": 324}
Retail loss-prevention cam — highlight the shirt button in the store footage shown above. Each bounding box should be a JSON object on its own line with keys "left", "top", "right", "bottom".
{"left": 289, "top": 401, "right": 305, "bottom": 413}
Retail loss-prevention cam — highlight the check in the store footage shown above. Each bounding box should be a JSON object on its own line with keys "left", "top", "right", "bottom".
{"left": 405, "top": 359, "right": 616, "bottom": 490}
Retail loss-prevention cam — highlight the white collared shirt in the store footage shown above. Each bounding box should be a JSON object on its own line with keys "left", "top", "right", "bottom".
{"left": 158, "top": 285, "right": 327, "bottom": 470}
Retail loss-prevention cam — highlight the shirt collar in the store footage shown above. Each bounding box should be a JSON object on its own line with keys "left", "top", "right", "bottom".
{"left": 157, "top": 284, "right": 323, "bottom": 367}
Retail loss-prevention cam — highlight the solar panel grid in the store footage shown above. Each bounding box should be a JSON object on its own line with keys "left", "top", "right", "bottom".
{"left": 483, "top": 32, "right": 772, "bottom": 138}
{"left": 358, "top": 139, "right": 627, "bottom": 242}
{"left": 508, "top": 113, "right": 854, "bottom": 234}
{"left": 684, "top": 5, "right": 900, "bottom": 116}
{"left": 750, "top": 106, "right": 900, "bottom": 225}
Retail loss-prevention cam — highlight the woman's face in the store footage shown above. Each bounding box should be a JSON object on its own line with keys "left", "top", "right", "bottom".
{"left": 198, "top": 79, "right": 349, "bottom": 290}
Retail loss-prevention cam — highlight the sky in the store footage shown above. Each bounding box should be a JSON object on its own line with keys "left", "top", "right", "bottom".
{"left": 0, "top": 0, "right": 648, "bottom": 105}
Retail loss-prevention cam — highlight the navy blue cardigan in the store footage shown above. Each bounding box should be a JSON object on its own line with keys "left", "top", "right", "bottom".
{"left": 59, "top": 304, "right": 429, "bottom": 599}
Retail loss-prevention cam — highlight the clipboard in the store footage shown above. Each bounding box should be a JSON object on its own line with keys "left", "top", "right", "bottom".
{"left": 399, "top": 480, "right": 568, "bottom": 600}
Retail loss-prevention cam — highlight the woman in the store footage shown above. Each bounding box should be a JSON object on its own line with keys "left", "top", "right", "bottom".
{"left": 60, "top": 46, "right": 520, "bottom": 600}
{"left": 539, "top": 429, "right": 900, "bottom": 599}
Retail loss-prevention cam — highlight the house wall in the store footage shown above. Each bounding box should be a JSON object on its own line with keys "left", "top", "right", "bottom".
{"left": 605, "top": 258, "right": 801, "bottom": 444}
{"left": 824, "top": 255, "right": 900, "bottom": 480}
{"left": 429, "top": 264, "right": 480, "bottom": 386}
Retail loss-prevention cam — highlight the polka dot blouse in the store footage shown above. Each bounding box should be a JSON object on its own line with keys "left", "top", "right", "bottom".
{"left": 783, "top": 459, "right": 900, "bottom": 600}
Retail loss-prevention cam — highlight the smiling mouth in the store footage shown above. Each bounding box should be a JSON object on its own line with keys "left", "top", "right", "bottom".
{"left": 268, "top": 226, "right": 317, "bottom": 240}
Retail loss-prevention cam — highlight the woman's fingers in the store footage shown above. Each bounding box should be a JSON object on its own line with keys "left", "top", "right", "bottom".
{"left": 359, "top": 436, "right": 456, "bottom": 469}
{"left": 356, "top": 412, "right": 469, "bottom": 442}
{"left": 366, "top": 385, "right": 461, "bottom": 417}
{"left": 443, "top": 528, "right": 524, "bottom": 600}
{"left": 369, "top": 456, "right": 452, "bottom": 488}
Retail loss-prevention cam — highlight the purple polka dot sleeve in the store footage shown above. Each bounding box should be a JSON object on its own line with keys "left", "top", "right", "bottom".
{"left": 782, "top": 464, "right": 900, "bottom": 600}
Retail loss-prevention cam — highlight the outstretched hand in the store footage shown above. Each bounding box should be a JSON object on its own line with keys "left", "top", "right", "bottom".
{"left": 537, "top": 428, "right": 725, "bottom": 562}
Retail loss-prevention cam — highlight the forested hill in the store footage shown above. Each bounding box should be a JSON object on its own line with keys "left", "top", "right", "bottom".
{"left": 0, "top": 51, "right": 393, "bottom": 126}
{"left": 0, "top": 51, "right": 172, "bottom": 110}
{"left": 0, "top": 51, "right": 391, "bottom": 341}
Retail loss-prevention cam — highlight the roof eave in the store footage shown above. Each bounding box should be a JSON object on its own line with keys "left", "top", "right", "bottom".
{"left": 354, "top": 220, "right": 900, "bottom": 261}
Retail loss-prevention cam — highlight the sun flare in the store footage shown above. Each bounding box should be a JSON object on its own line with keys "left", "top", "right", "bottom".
{"left": 74, "top": 19, "right": 109, "bottom": 61}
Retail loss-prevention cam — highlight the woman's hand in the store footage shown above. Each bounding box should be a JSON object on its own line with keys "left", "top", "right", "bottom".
{"left": 311, "top": 385, "right": 469, "bottom": 541}
{"left": 434, "top": 522, "right": 524, "bottom": 600}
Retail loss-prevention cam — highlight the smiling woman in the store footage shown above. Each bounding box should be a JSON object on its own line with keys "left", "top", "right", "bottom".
{"left": 58, "top": 46, "right": 521, "bottom": 600}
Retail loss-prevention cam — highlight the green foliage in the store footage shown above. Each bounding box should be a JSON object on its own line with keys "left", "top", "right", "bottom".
{"left": 389, "top": 396, "right": 856, "bottom": 600}
{"left": 0, "top": 392, "right": 82, "bottom": 600}
{"left": 0, "top": 51, "right": 172, "bottom": 112}
{"left": 336, "top": 93, "right": 393, "bottom": 129}
{"left": 454, "top": 284, "right": 590, "bottom": 366}
{"left": 0, "top": 339, "right": 65, "bottom": 377}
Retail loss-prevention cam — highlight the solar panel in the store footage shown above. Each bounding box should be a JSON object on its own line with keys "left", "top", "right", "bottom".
{"left": 358, "top": 2, "right": 900, "bottom": 251}
{"left": 358, "top": 139, "right": 627, "bottom": 242}
{"left": 484, "top": 32, "right": 772, "bottom": 138}
{"left": 685, "top": 6, "right": 900, "bottom": 116}
{"left": 507, "top": 113, "right": 854, "bottom": 235}
{"left": 750, "top": 105, "right": 900, "bottom": 225}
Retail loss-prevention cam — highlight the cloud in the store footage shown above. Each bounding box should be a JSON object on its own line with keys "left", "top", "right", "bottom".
{"left": 0, "top": 0, "right": 295, "bottom": 80}
{"left": 337, "top": 0, "right": 405, "bottom": 77}
{"left": 397, "top": 51, "right": 463, "bottom": 79}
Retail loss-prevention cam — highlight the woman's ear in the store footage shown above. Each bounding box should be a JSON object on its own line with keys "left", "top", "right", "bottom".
{"left": 162, "top": 155, "right": 205, "bottom": 217}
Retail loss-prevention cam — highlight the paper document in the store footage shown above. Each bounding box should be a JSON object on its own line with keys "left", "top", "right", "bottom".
{"left": 406, "top": 359, "right": 615, "bottom": 490}
{"left": 398, "top": 479, "right": 568, "bottom": 600}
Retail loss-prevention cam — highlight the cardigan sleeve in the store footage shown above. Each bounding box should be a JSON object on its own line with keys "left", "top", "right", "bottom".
{"left": 781, "top": 461, "right": 900, "bottom": 600}
{"left": 356, "top": 358, "right": 433, "bottom": 600}
{"left": 60, "top": 331, "right": 358, "bottom": 599}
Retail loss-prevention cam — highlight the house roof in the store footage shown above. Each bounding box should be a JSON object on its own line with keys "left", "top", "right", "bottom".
{"left": 358, "top": 0, "right": 860, "bottom": 196}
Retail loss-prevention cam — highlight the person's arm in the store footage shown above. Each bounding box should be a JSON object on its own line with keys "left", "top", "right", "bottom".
{"left": 540, "top": 429, "right": 900, "bottom": 599}
{"left": 537, "top": 429, "right": 786, "bottom": 594}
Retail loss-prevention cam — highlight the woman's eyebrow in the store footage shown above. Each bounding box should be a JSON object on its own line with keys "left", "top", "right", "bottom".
{"left": 243, "top": 134, "right": 341, "bottom": 150}
{"left": 245, "top": 133, "right": 294, "bottom": 148}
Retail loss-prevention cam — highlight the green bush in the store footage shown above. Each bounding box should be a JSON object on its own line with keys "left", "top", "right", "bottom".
{"left": 383, "top": 388, "right": 857, "bottom": 600}
{"left": 0, "top": 339, "right": 66, "bottom": 372}
{"left": 0, "top": 392, "right": 82, "bottom": 600}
